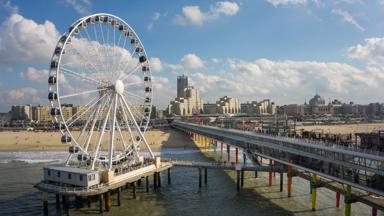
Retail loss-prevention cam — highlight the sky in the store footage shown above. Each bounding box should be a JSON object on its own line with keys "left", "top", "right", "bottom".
{"left": 0, "top": 0, "right": 383, "bottom": 112}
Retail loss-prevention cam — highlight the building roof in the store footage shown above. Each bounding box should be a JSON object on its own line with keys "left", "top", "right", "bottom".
{"left": 44, "top": 165, "right": 98, "bottom": 175}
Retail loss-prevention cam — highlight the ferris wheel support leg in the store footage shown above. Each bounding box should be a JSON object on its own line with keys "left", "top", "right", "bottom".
{"left": 108, "top": 94, "right": 118, "bottom": 170}
{"left": 120, "top": 95, "right": 154, "bottom": 158}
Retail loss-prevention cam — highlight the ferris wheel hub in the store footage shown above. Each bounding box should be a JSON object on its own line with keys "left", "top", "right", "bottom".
{"left": 115, "top": 79, "right": 124, "bottom": 95}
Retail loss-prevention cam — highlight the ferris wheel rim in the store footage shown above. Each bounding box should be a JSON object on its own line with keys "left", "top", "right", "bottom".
{"left": 48, "top": 13, "right": 154, "bottom": 168}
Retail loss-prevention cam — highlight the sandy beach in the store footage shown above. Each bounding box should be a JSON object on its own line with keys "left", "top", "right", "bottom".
{"left": 0, "top": 129, "right": 197, "bottom": 152}
{"left": 297, "top": 123, "right": 384, "bottom": 135}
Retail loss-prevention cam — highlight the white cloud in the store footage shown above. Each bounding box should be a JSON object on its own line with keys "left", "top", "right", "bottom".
{"left": 180, "top": 53, "right": 205, "bottom": 69}
{"left": 332, "top": 9, "right": 364, "bottom": 31}
{"left": 265, "top": 0, "right": 307, "bottom": 7}
{"left": 150, "top": 57, "right": 163, "bottom": 72}
{"left": 147, "top": 12, "right": 161, "bottom": 31}
{"left": 0, "top": 14, "right": 60, "bottom": 64}
{"left": 8, "top": 87, "right": 38, "bottom": 100}
{"left": 65, "top": 0, "right": 92, "bottom": 15}
{"left": 22, "top": 67, "right": 49, "bottom": 83}
{"left": 174, "top": 1, "right": 240, "bottom": 27}
{"left": 2, "top": 0, "right": 19, "bottom": 13}
{"left": 212, "top": 58, "right": 221, "bottom": 64}
{"left": 348, "top": 38, "right": 384, "bottom": 67}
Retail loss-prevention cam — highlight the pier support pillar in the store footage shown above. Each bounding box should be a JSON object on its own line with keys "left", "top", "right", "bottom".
{"left": 336, "top": 192, "right": 341, "bottom": 208}
{"left": 220, "top": 142, "right": 223, "bottom": 161}
{"left": 227, "top": 145, "right": 231, "bottom": 161}
{"left": 236, "top": 170, "right": 240, "bottom": 191}
{"left": 138, "top": 178, "right": 142, "bottom": 187}
{"left": 372, "top": 207, "right": 378, "bottom": 216}
{"left": 42, "top": 192, "right": 48, "bottom": 216}
{"left": 199, "top": 167, "right": 202, "bottom": 188}
{"left": 213, "top": 141, "right": 217, "bottom": 159}
{"left": 76, "top": 195, "right": 82, "bottom": 209}
{"left": 287, "top": 166, "right": 293, "bottom": 197}
{"left": 154, "top": 173, "right": 158, "bottom": 191}
{"left": 146, "top": 176, "right": 149, "bottom": 192}
{"left": 241, "top": 169, "right": 244, "bottom": 187}
{"left": 254, "top": 169, "right": 258, "bottom": 178}
{"left": 280, "top": 172, "right": 283, "bottom": 192}
{"left": 56, "top": 194, "right": 60, "bottom": 209}
{"left": 117, "top": 188, "right": 121, "bottom": 206}
{"left": 87, "top": 196, "right": 92, "bottom": 208}
{"left": 98, "top": 194, "right": 103, "bottom": 213}
{"left": 168, "top": 168, "right": 171, "bottom": 185}
{"left": 104, "top": 191, "right": 111, "bottom": 212}
{"left": 157, "top": 172, "right": 161, "bottom": 188}
{"left": 133, "top": 182, "right": 137, "bottom": 199}
{"left": 204, "top": 168, "right": 208, "bottom": 185}
{"left": 344, "top": 185, "right": 352, "bottom": 216}
{"left": 268, "top": 160, "right": 273, "bottom": 187}
{"left": 236, "top": 147, "right": 239, "bottom": 164}
{"left": 311, "top": 174, "right": 317, "bottom": 211}
{"left": 243, "top": 152, "right": 247, "bottom": 166}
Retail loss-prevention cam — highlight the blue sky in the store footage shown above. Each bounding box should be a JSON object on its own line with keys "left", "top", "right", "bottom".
{"left": 0, "top": 0, "right": 384, "bottom": 111}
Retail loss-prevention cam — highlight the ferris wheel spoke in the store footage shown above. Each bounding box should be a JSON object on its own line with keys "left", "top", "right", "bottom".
{"left": 119, "top": 62, "right": 140, "bottom": 81}
{"left": 115, "top": 118, "right": 129, "bottom": 152}
{"left": 125, "top": 100, "right": 146, "bottom": 120}
{"left": 120, "top": 96, "right": 154, "bottom": 158}
{"left": 123, "top": 91, "right": 147, "bottom": 101}
{"left": 112, "top": 32, "right": 127, "bottom": 80}
{"left": 61, "top": 67, "right": 106, "bottom": 86}
{"left": 68, "top": 40, "right": 102, "bottom": 75}
{"left": 76, "top": 103, "right": 99, "bottom": 144}
{"left": 107, "top": 94, "right": 118, "bottom": 170}
{"left": 60, "top": 88, "right": 107, "bottom": 99}
{"left": 67, "top": 93, "right": 107, "bottom": 127}
{"left": 91, "top": 97, "right": 113, "bottom": 170}
{"left": 118, "top": 96, "right": 136, "bottom": 144}
{"left": 64, "top": 95, "right": 99, "bottom": 123}
{"left": 84, "top": 26, "right": 109, "bottom": 74}
{"left": 124, "top": 82, "right": 143, "bottom": 87}
{"left": 83, "top": 94, "right": 110, "bottom": 152}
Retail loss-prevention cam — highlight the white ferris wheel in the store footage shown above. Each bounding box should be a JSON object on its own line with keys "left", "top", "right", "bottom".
{"left": 48, "top": 13, "right": 154, "bottom": 171}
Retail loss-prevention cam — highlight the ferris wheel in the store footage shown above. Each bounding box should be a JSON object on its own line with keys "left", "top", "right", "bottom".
{"left": 48, "top": 13, "right": 154, "bottom": 171}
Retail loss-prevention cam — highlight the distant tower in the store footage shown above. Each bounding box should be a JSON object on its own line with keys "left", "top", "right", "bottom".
{"left": 177, "top": 75, "right": 188, "bottom": 98}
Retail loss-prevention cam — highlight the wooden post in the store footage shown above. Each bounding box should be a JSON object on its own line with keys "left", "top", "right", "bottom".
{"left": 42, "top": 192, "right": 48, "bottom": 215}
{"left": 168, "top": 168, "right": 171, "bottom": 185}
{"left": 345, "top": 185, "right": 352, "bottom": 216}
{"left": 87, "top": 196, "right": 92, "bottom": 208}
{"left": 287, "top": 166, "right": 292, "bottom": 197}
{"left": 236, "top": 147, "right": 239, "bottom": 164}
{"left": 137, "top": 178, "right": 142, "bottom": 187}
{"left": 146, "top": 176, "right": 149, "bottom": 192}
{"left": 311, "top": 174, "right": 317, "bottom": 211}
{"left": 98, "top": 194, "right": 103, "bottom": 213}
{"left": 133, "top": 182, "right": 137, "bottom": 199}
{"left": 241, "top": 169, "right": 244, "bottom": 187}
{"left": 269, "top": 160, "right": 273, "bottom": 187}
{"left": 236, "top": 170, "right": 240, "bottom": 191}
{"left": 198, "top": 167, "right": 202, "bottom": 188}
{"left": 153, "top": 173, "right": 157, "bottom": 191}
{"left": 157, "top": 172, "right": 161, "bottom": 188}
{"left": 336, "top": 192, "right": 341, "bottom": 208}
{"left": 280, "top": 172, "right": 283, "bottom": 192}
{"left": 55, "top": 194, "right": 60, "bottom": 209}
{"left": 117, "top": 187, "right": 121, "bottom": 206}
{"left": 104, "top": 191, "right": 111, "bottom": 211}
{"left": 204, "top": 168, "right": 207, "bottom": 185}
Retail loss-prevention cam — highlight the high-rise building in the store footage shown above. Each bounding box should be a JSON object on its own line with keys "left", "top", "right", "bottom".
{"left": 170, "top": 75, "right": 203, "bottom": 116}
{"left": 177, "top": 75, "right": 188, "bottom": 98}
{"left": 11, "top": 104, "right": 32, "bottom": 121}
{"left": 32, "top": 105, "right": 52, "bottom": 123}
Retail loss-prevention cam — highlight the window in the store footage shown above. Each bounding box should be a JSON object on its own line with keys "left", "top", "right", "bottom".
{"left": 88, "top": 175, "right": 91, "bottom": 181}
{"left": 80, "top": 175, "right": 83, "bottom": 181}
{"left": 68, "top": 173, "right": 71, "bottom": 179}
{"left": 57, "top": 171, "right": 61, "bottom": 178}
{"left": 47, "top": 170, "right": 51, "bottom": 176}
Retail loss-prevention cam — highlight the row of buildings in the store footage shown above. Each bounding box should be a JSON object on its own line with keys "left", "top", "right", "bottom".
{"left": 281, "top": 94, "right": 384, "bottom": 117}
{"left": 168, "top": 75, "right": 276, "bottom": 116}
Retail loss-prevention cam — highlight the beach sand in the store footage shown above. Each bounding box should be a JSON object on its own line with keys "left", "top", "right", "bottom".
{"left": 0, "top": 129, "right": 197, "bottom": 152}
{"left": 297, "top": 123, "right": 384, "bottom": 135}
